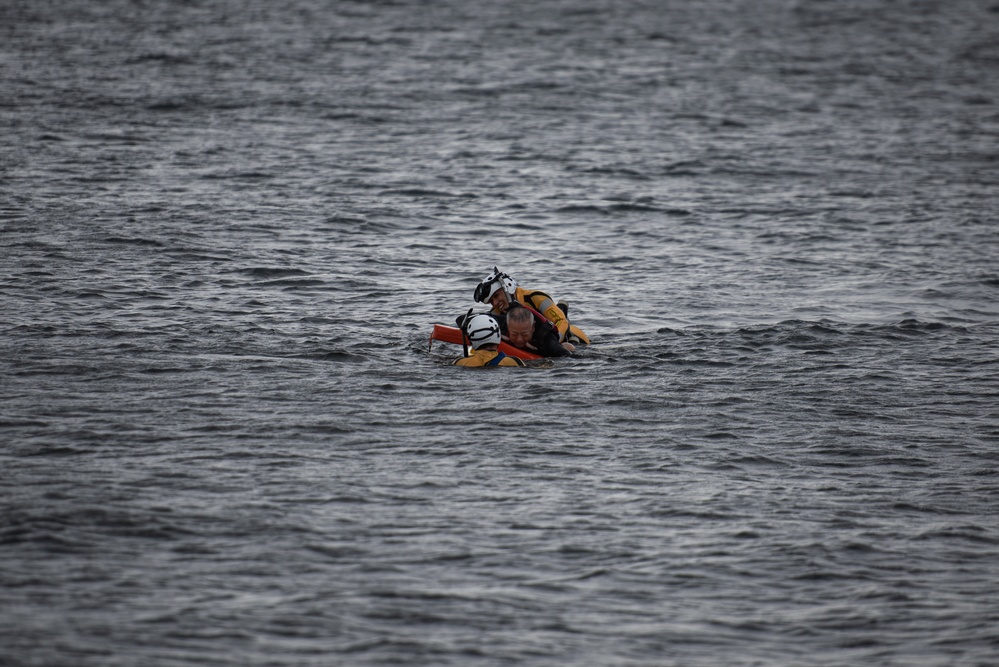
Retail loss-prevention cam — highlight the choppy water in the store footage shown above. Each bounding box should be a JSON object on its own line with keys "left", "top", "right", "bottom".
{"left": 3, "top": 0, "right": 999, "bottom": 665}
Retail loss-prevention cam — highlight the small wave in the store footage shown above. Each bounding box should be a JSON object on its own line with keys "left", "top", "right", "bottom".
{"left": 80, "top": 131, "right": 152, "bottom": 144}
{"left": 704, "top": 431, "right": 740, "bottom": 440}
{"left": 146, "top": 100, "right": 197, "bottom": 112}
{"left": 554, "top": 203, "right": 692, "bottom": 216}
{"left": 960, "top": 40, "right": 999, "bottom": 65}
{"left": 661, "top": 159, "right": 707, "bottom": 175}
{"left": 104, "top": 236, "right": 165, "bottom": 247}
{"left": 865, "top": 319, "right": 955, "bottom": 339}
{"left": 291, "top": 350, "right": 368, "bottom": 363}
{"left": 240, "top": 267, "right": 312, "bottom": 278}
{"left": 377, "top": 188, "right": 476, "bottom": 198}
{"left": 323, "top": 216, "right": 403, "bottom": 234}
{"left": 199, "top": 171, "right": 275, "bottom": 180}
{"left": 128, "top": 52, "right": 194, "bottom": 65}
{"left": 0, "top": 419, "right": 49, "bottom": 428}
{"left": 252, "top": 279, "right": 330, "bottom": 291}
{"left": 555, "top": 204, "right": 609, "bottom": 215}
{"left": 914, "top": 526, "right": 998, "bottom": 545}
{"left": 580, "top": 166, "right": 652, "bottom": 180}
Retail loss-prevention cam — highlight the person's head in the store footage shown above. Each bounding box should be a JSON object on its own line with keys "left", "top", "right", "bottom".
{"left": 505, "top": 306, "right": 535, "bottom": 349}
{"left": 464, "top": 314, "right": 502, "bottom": 350}
{"left": 473, "top": 267, "right": 517, "bottom": 314}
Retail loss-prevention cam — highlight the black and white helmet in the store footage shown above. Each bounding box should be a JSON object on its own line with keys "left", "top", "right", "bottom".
{"left": 464, "top": 314, "right": 501, "bottom": 349}
{"left": 473, "top": 267, "right": 518, "bottom": 304}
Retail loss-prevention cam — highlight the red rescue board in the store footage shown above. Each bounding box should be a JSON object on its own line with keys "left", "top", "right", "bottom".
{"left": 429, "top": 324, "right": 543, "bottom": 361}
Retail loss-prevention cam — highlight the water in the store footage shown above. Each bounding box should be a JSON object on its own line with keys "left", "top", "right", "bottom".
{"left": 2, "top": 0, "right": 999, "bottom": 665}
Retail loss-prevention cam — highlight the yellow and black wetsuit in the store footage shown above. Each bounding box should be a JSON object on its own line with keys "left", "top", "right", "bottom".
{"left": 453, "top": 349, "right": 526, "bottom": 368}
{"left": 498, "top": 286, "right": 590, "bottom": 344}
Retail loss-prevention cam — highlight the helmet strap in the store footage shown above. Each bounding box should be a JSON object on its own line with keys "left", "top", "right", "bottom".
{"left": 459, "top": 308, "right": 474, "bottom": 357}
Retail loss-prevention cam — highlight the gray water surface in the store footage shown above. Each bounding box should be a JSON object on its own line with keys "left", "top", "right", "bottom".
{"left": 3, "top": 1, "right": 999, "bottom": 665}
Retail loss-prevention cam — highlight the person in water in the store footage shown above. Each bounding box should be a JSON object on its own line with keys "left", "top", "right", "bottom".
{"left": 474, "top": 267, "right": 590, "bottom": 345}
{"left": 503, "top": 303, "right": 574, "bottom": 357}
{"left": 453, "top": 314, "right": 526, "bottom": 368}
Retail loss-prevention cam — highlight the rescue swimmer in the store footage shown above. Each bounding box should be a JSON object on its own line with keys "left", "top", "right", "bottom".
{"left": 452, "top": 314, "right": 527, "bottom": 368}
{"left": 473, "top": 267, "right": 590, "bottom": 352}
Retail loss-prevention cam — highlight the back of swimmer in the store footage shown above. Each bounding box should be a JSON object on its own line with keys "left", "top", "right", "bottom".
{"left": 453, "top": 314, "right": 526, "bottom": 368}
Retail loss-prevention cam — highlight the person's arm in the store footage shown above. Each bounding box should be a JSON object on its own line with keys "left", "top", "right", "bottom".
{"left": 533, "top": 323, "right": 572, "bottom": 357}
{"left": 523, "top": 289, "right": 569, "bottom": 340}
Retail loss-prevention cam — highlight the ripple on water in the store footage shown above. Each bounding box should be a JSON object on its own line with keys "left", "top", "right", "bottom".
{"left": 3, "top": 0, "right": 999, "bottom": 665}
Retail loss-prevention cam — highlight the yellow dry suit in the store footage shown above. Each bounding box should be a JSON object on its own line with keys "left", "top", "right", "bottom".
{"left": 453, "top": 348, "right": 526, "bottom": 368}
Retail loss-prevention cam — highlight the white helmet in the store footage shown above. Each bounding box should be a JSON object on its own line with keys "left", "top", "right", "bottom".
{"left": 464, "top": 314, "right": 501, "bottom": 349}
{"left": 474, "top": 267, "right": 518, "bottom": 304}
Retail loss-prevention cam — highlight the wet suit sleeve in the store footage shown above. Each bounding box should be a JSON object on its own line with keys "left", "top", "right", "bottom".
{"left": 522, "top": 289, "right": 569, "bottom": 340}
{"left": 533, "top": 326, "right": 571, "bottom": 357}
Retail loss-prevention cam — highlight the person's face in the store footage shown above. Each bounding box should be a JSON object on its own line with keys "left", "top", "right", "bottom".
{"left": 489, "top": 289, "right": 510, "bottom": 313}
{"left": 507, "top": 319, "right": 533, "bottom": 348}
